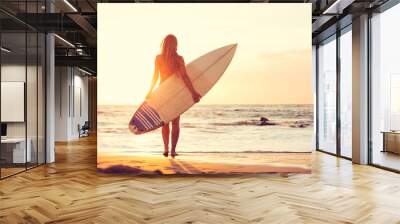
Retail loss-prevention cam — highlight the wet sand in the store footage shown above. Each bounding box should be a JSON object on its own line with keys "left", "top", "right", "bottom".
{"left": 97, "top": 152, "right": 311, "bottom": 175}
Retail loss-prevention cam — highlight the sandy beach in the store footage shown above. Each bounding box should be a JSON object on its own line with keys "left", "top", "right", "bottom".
{"left": 97, "top": 152, "right": 311, "bottom": 175}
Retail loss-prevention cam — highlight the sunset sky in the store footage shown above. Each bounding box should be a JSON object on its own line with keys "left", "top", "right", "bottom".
{"left": 98, "top": 4, "right": 312, "bottom": 105}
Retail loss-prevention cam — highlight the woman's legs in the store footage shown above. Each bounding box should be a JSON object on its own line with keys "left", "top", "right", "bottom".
{"left": 171, "top": 116, "right": 180, "bottom": 157}
{"left": 162, "top": 123, "right": 170, "bottom": 156}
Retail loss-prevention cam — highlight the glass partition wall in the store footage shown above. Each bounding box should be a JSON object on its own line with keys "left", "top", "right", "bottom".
{"left": 317, "top": 35, "right": 337, "bottom": 154}
{"left": 0, "top": 31, "right": 27, "bottom": 177}
{"left": 0, "top": 3, "right": 46, "bottom": 179}
{"left": 339, "top": 27, "right": 352, "bottom": 159}
{"left": 370, "top": 3, "right": 400, "bottom": 171}
{"left": 316, "top": 0, "right": 400, "bottom": 172}
{"left": 316, "top": 26, "right": 352, "bottom": 159}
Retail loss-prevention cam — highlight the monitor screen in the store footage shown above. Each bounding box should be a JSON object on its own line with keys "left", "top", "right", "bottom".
{"left": 1, "top": 123, "right": 7, "bottom": 137}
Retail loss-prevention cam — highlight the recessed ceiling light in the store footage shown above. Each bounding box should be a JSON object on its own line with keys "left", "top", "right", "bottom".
{"left": 54, "top": 34, "right": 75, "bottom": 48}
{"left": 78, "top": 67, "right": 93, "bottom": 76}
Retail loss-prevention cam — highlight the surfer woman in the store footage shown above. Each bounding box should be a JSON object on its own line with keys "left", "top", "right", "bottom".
{"left": 146, "top": 34, "right": 201, "bottom": 158}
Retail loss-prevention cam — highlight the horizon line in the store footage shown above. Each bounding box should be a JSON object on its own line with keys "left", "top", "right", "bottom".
{"left": 98, "top": 103, "right": 314, "bottom": 106}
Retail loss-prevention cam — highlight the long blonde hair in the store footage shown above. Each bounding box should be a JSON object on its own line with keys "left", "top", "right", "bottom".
{"left": 160, "top": 34, "right": 179, "bottom": 72}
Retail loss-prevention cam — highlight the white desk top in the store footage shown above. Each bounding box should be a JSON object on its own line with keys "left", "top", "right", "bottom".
{"left": 1, "top": 138, "right": 28, "bottom": 143}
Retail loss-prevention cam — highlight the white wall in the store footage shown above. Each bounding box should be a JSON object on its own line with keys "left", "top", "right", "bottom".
{"left": 1, "top": 65, "right": 39, "bottom": 137}
{"left": 77, "top": 72, "right": 89, "bottom": 138}
{"left": 55, "top": 67, "right": 89, "bottom": 141}
{"left": 55, "top": 66, "right": 70, "bottom": 141}
{"left": 1, "top": 65, "right": 28, "bottom": 140}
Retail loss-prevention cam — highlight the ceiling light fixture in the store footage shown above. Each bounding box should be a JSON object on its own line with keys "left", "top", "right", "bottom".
{"left": 1, "top": 47, "right": 11, "bottom": 53}
{"left": 63, "top": 0, "right": 78, "bottom": 12}
{"left": 54, "top": 34, "right": 75, "bottom": 48}
{"left": 323, "top": 0, "right": 355, "bottom": 15}
{"left": 78, "top": 67, "right": 93, "bottom": 76}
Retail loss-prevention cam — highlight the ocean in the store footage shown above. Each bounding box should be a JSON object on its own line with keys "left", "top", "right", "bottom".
{"left": 98, "top": 104, "right": 314, "bottom": 156}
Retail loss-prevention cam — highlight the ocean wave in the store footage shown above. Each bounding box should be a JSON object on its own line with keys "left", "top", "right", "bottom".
{"left": 181, "top": 124, "right": 197, "bottom": 128}
{"left": 209, "top": 118, "right": 313, "bottom": 128}
{"left": 210, "top": 120, "right": 277, "bottom": 126}
{"left": 98, "top": 127, "right": 131, "bottom": 134}
{"left": 99, "top": 120, "right": 313, "bottom": 131}
{"left": 280, "top": 120, "right": 313, "bottom": 128}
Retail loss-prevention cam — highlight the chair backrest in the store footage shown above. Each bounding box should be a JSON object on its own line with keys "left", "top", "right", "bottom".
{"left": 82, "top": 121, "right": 90, "bottom": 129}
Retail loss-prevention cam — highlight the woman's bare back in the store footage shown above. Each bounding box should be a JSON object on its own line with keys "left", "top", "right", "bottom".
{"left": 156, "top": 55, "right": 184, "bottom": 83}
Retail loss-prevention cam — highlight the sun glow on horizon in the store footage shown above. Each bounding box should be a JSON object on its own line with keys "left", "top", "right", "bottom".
{"left": 98, "top": 4, "right": 312, "bottom": 105}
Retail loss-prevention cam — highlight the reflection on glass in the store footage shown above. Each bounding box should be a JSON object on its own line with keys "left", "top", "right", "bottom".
{"left": 318, "top": 36, "right": 337, "bottom": 154}
{"left": 371, "top": 4, "right": 400, "bottom": 171}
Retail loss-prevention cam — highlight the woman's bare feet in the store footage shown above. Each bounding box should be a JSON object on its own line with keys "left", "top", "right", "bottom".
{"left": 171, "top": 151, "right": 178, "bottom": 158}
{"left": 163, "top": 150, "right": 169, "bottom": 157}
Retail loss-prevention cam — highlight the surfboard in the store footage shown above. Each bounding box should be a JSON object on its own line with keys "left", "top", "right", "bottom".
{"left": 129, "top": 43, "right": 237, "bottom": 135}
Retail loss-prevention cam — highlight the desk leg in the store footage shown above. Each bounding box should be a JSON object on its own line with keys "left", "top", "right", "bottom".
{"left": 382, "top": 133, "right": 386, "bottom": 153}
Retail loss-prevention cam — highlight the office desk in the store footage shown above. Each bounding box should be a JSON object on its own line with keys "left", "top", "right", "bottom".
{"left": 1, "top": 138, "right": 31, "bottom": 163}
{"left": 382, "top": 131, "right": 400, "bottom": 154}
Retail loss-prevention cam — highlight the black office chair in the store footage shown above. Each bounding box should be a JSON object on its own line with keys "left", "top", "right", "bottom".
{"left": 79, "top": 121, "right": 90, "bottom": 138}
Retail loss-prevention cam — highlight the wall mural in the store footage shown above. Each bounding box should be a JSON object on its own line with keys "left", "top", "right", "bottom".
{"left": 97, "top": 3, "right": 313, "bottom": 175}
